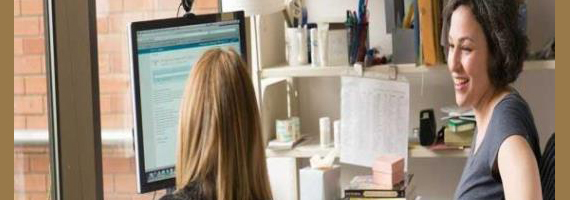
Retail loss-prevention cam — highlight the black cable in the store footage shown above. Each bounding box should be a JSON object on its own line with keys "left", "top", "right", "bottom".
{"left": 177, "top": 2, "right": 183, "bottom": 17}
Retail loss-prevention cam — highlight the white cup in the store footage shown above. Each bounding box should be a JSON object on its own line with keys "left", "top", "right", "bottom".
{"left": 286, "top": 27, "right": 308, "bottom": 66}
{"left": 309, "top": 28, "right": 320, "bottom": 67}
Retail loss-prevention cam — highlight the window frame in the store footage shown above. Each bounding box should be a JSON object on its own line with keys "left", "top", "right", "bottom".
{"left": 45, "top": 0, "right": 104, "bottom": 199}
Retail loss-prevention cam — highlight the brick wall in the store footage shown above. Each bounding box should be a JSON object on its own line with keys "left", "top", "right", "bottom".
{"left": 14, "top": 146, "right": 50, "bottom": 200}
{"left": 15, "top": 145, "right": 171, "bottom": 200}
{"left": 14, "top": 0, "right": 218, "bottom": 129}
{"left": 14, "top": 0, "right": 218, "bottom": 199}
{"left": 14, "top": 0, "right": 47, "bottom": 130}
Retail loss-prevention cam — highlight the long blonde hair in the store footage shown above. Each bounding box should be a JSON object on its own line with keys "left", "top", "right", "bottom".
{"left": 176, "top": 48, "right": 272, "bottom": 200}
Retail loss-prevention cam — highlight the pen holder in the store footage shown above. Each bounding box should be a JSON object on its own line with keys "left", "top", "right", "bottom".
{"left": 348, "top": 22, "right": 369, "bottom": 65}
{"left": 286, "top": 27, "right": 308, "bottom": 66}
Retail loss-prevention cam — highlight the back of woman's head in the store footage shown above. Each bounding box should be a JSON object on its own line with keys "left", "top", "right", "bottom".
{"left": 176, "top": 48, "right": 272, "bottom": 200}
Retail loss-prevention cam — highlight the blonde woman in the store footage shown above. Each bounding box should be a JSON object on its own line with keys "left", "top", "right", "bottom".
{"left": 160, "top": 48, "right": 272, "bottom": 200}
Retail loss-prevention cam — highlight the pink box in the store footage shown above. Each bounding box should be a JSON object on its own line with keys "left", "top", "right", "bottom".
{"left": 372, "top": 155, "right": 404, "bottom": 174}
{"left": 372, "top": 171, "right": 405, "bottom": 187}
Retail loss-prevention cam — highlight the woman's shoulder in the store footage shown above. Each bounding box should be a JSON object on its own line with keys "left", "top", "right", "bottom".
{"left": 488, "top": 89, "right": 540, "bottom": 157}
{"left": 495, "top": 90, "right": 531, "bottom": 115}
{"left": 489, "top": 89, "right": 538, "bottom": 141}
{"left": 158, "top": 184, "right": 205, "bottom": 200}
{"left": 492, "top": 90, "right": 534, "bottom": 125}
{"left": 486, "top": 89, "right": 541, "bottom": 178}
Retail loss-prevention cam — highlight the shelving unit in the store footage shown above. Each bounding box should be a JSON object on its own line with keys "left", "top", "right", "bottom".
{"left": 265, "top": 137, "right": 471, "bottom": 158}
{"left": 258, "top": 60, "right": 554, "bottom": 160}
{"left": 261, "top": 63, "right": 424, "bottom": 78}
{"left": 252, "top": 2, "right": 555, "bottom": 198}
{"left": 260, "top": 60, "right": 554, "bottom": 79}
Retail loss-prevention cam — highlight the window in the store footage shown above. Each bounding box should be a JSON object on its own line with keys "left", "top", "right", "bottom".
{"left": 14, "top": 0, "right": 51, "bottom": 199}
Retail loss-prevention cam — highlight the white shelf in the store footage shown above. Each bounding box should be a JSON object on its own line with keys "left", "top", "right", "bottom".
{"left": 408, "top": 143, "right": 471, "bottom": 158}
{"left": 265, "top": 137, "right": 470, "bottom": 158}
{"left": 260, "top": 63, "right": 422, "bottom": 78}
{"left": 266, "top": 137, "right": 336, "bottom": 158}
{"left": 260, "top": 60, "right": 555, "bottom": 79}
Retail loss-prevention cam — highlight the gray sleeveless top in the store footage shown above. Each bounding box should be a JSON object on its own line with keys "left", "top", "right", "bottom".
{"left": 454, "top": 90, "right": 541, "bottom": 200}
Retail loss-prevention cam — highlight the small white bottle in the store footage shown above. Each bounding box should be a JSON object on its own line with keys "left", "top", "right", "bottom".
{"left": 319, "top": 117, "right": 331, "bottom": 148}
{"left": 333, "top": 120, "right": 340, "bottom": 149}
{"left": 297, "top": 26, "right": 308, "bottom": 65}
{"left": 309, "top": 28, "right": 319, "bottom": 67}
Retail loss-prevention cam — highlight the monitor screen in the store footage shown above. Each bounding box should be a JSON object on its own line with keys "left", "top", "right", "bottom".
{"left": 128, "top": 11, "right": 246, "bottom": 193}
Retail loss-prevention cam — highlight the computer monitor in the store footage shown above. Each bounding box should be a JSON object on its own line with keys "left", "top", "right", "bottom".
{"left": 128, "top": 11, "right": 246, "bottom": 193}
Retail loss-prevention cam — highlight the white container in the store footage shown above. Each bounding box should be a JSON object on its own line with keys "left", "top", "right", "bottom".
{"left": 319, "top": 117, "right": 331, "bottom": 148}
{"left": 276, "top": 119, "right": 293, "bottom": 142}
{"left": 285, "top": 27, "right": 308, "bottom": 66}
{"left": 317, "top": 23, "right": 329, "bottom": 67}
{"left": 327, "top": 28, "right": 349, "bottom": 66}
{"left": 309, "top": 28, "right": 320, "bottom": 67}
{"left": 333, "top": 120, "right": 340, "bottom": 149}
{"left": 299, "top": 165, "right": 341, "bottom": 200}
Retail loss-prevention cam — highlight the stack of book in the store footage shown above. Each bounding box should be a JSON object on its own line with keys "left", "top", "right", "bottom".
{"left": 344, "top": 174, "right": 416, "bottom": 200}
{"left": 444, "top": 118, "right": 475, "bottom": 147}
{"left": 440, "top": 106, "right": 476, "bottom": 147}
{"left": 344, "top": 155, "right": 416, "bottom": 200}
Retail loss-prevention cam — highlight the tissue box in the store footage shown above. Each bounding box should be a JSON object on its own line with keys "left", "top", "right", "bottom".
{"left": 372, "top": 170, "right": 405, "bottom": 187}
{"left": 300, "top": 165, "right": 341, "bottom": 200}
{"left": 372, "top": 155, "right": 404, "bottom": 173}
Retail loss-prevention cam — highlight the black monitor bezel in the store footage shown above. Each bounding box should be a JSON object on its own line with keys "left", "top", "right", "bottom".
{"left": 128, "top": 11, "right": 246, "bottom": 193}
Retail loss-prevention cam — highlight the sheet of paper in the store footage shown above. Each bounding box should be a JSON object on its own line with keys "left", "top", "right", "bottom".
{"left": 340, "top": 76, "right": 410, "bottom": 168}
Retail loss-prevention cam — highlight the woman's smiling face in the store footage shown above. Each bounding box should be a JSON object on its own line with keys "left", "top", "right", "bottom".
{"left": 447, "top": 5, "right": 492, "bottom": 108}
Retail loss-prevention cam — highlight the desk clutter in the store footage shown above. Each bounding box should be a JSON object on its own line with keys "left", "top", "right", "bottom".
{"left": 344, "top": 156, "right": 415, "bottom": 200}
{"left": 444, "top": 118, "right": 475, "bottom": 147}
{"left": 344, "top": 174, "right": 415, "bottom": 200}
{"left": 281, "top": 0, "right": 451, "bottom": 68}
{"left": 441, "top": 106, "right": 475, "bottom": 148}
{"left": 267, "top": 116, "right": 341, "bottom": 151}
{"left": 282, "top": 0, "right": 392, "bottom": 67}
{"left": 299, "top": 155, "right": 416, "bottom": 200}
{"left": 418, "top": 106, "right": 475, "bottom": 151}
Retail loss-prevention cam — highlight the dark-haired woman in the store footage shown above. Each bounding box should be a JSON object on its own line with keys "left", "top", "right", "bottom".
{"left": 442, "top": 0, "right": 542, "bottom": 199}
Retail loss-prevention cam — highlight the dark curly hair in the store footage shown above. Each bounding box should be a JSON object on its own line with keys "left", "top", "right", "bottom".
{"left": 442, "top": 0, "right": 528, "bottom": 89}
